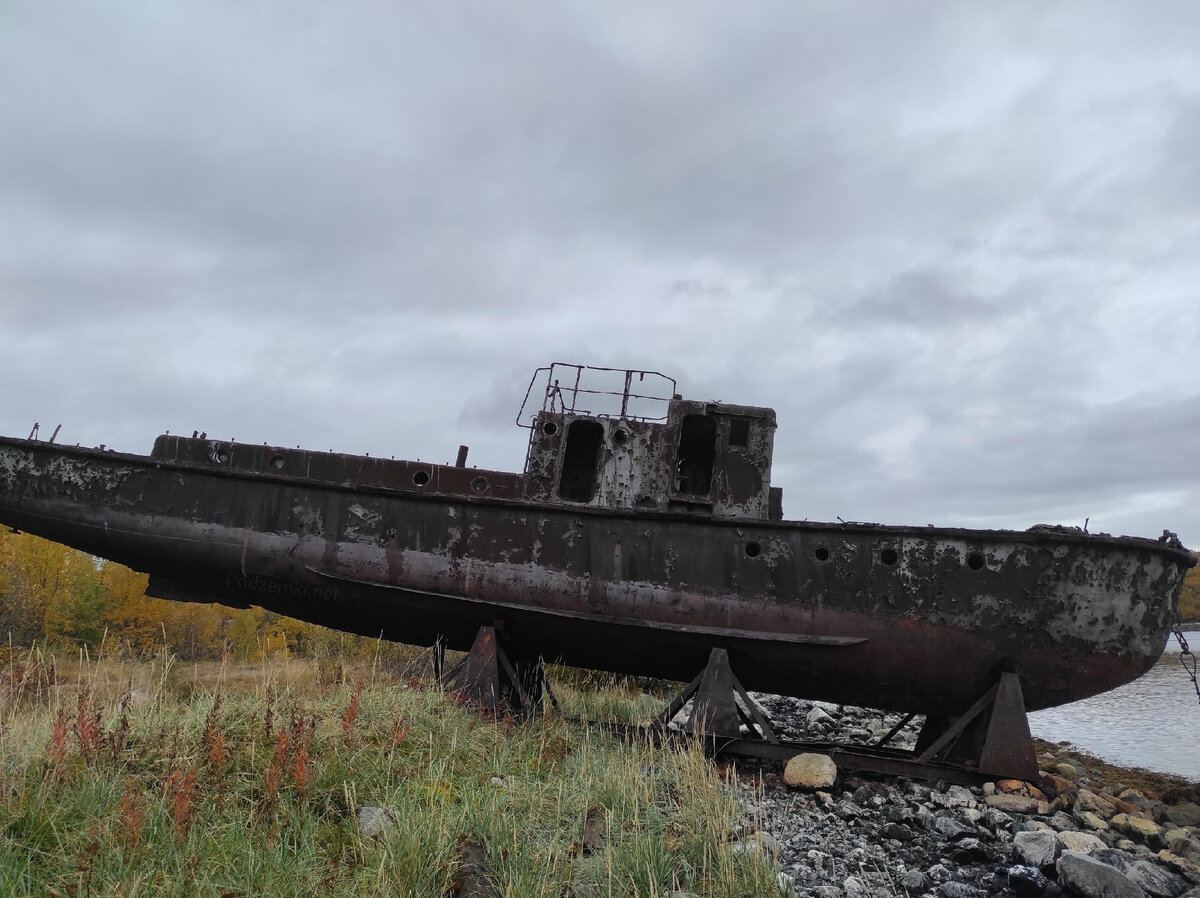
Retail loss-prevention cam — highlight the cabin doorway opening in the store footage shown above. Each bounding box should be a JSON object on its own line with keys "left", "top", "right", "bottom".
{"left": 676, "top": 414, "right": 716, "bottom": 495}
{"left": 558, "top": 420, "right": 604, "bottom": 502}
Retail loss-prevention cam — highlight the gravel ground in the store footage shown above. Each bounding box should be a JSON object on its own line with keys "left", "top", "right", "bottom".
{"left": 716, "top": 695, "right": 1200, "bottom": 898}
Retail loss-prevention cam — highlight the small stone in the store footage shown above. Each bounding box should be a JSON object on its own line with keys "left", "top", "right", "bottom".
{"left": 1057, "top": 850, "right": 1146, "bottom": 898}
{"left": 834, "top": 800, "right": 863, "bottom": 820}
{"left": 807, "top": 706, "right": 834, "bottom": 726}
{"left": 1000, "top": 779, "right": 1033, "bottom": 794}
{"left": 905, "top": 781, "right": 933, "bottom": 801}
{"left": 784, "top": 753, "right": 839, "bottom": 790}
{"left": 732, "top": 832, "right": 781, "bottom": 856}
{"left": 881, "top": 821, "right": 917, "bottom": 841}
{"left": 952, "top": 838, "right": 991, "bottom": 863}
{"left": 989, "top": 794, "right": 1040, "bottom": 814}
{"left": 1050, "top": 812, "right": 1082, "bottom": 832}
{"left": 939, "top": 882, "right": 983, "bottom": 898}
{"left": 582, "top": 805, "right": 605, "bottom": 856}
{"left": 1079, "top": 812, "right": 1112, "bottom": 832}
{"left": 852, "top": 784, "right": 876, "bottom": 805}
{"left": 1166, "top": 834, "right": 1200, "bottom": 864}
{"left": 932, "top": 815, "right": 975, "bottom": 841}
{"left": 1058, "top": 831, "right": 1107, "bottom": 854}
{"left": 1076, "top": 790, "right": 1119, "bottom": 820}
{"left": 899, "top": 871, "right": 930, "bottom": 891}
{"left": 1009, "top": 864, "right": 1063, "bottom": 898}
{"left": 1055, "top": 763, "right": 1080, "bottom": 781}
{"left": 1014, "top": 829, "right": 1060, "bottom": 870}
{"left": 984, "top": 806, "right": 1016, "bottom": 832}
{"left": 355, "top": 806, "right": 394, "bottom": 838}
{"left": 927, "top": 864, "right": 953, "bottom": 884}
{"left": 808, "top": 848, "right": 833, "bottom": 866}
{"left": 933, "top": 785, "right": 978, "bottom": 808}
{"left": 1102, "top": 793, "right": 1146, "bottom": 816}
{"left": 1043, "top": 774, "right": 1080, "bottom": 797}
{"left": 844, "top": 875, "right": 868, "bottom": 897}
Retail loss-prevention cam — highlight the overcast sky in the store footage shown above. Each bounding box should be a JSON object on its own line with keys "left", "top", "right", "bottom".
{"left": 2, "top": 2, "right": 1197, "bottom": 548}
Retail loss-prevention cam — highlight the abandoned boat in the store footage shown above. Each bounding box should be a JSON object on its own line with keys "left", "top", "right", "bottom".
{"left": 0, "top": 364, "right": 1194, "bottom": 722}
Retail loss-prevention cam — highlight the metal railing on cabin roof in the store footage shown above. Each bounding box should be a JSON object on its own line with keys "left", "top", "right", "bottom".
{"left": 516, "top": 364, "right": 678, "bottom": 428}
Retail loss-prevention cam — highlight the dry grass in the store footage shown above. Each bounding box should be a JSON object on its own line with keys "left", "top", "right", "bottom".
{"left": 0, "top": 650, "right": 784, "bottom": 897}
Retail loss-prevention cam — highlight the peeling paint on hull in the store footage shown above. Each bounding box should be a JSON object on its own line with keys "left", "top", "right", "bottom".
{"left": 0, "top": 435, "right": 1192, "bottom": 717}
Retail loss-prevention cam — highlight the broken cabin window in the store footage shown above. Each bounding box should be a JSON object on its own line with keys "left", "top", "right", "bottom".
{"left": 676, "top": 414, "right": 717, "bottom": 496}
{"left": 558, "top": 419, "right": 604, "bottom": 502}
{"left": 728, "top": 418, "right": 750, "bottom": 447}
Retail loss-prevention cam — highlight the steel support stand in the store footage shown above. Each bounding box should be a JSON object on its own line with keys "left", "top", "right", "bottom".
{"left": 653, "top": 648, "right": 777, "bottom": 742}
{"left": 914, "top": 671, "right": 1040, "bottom": 781}
{"left": 446, "top": 625, "right": 553, "bottom": 718}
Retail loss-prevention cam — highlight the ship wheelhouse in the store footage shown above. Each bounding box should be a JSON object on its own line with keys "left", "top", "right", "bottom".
{"left": 518, "top": 364, "right": 782, "bottom": 520}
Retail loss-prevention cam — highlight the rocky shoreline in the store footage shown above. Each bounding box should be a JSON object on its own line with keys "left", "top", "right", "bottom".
{"left": 726, "top": 695, "right": 1200, "bottom": 898}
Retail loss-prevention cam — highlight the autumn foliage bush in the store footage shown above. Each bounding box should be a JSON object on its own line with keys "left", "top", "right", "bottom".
{"left": 1179, "top": 558, "right": 1200, "bottom": 623}
{"left": 0, "top": 529, "right": 409, "bottom": 662}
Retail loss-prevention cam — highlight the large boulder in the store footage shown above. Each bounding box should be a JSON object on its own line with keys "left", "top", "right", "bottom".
{"left": 1112, "top": 814, "right": 1166, "bottom": 849}
{"left": 783, "top": 753, "right": 838, "bottom": 789}
{"left": 1057, "top": 850, "right": 1145, "bottom": 898}
{"left": 1166, "top": 804, "right": 1200, "bottom": 829}
{"left": 1088, "top": 849, "right": 1191, "bottom": 898}
{"left": 988, "top": 794, "right": 1043, "bottom": 815}
{"left": 1058, "top": 831, "right": 1109, "bottom": 854}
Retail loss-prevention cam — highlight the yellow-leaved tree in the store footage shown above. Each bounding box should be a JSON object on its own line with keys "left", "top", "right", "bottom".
{"left": 1179, "top": 557, "right": 1200, "bottom": 624}
{"left": 0, "top": 531, "right": 108, "bottom": 646}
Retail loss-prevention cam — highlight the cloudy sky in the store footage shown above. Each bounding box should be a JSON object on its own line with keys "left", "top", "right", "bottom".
{"left": 2, "top": 2, "right": 1197, "bottom": 548}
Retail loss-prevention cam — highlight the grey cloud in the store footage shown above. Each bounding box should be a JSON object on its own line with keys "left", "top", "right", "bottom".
{"left": 1, "top": 1, "right": 1197, "bottom": 547}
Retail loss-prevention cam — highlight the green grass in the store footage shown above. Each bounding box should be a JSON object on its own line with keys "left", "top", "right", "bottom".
{"left": 0, "top": 654, "right": 784, "bottom": 897}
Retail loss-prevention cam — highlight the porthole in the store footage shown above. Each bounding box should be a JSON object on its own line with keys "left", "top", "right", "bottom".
{"left": 212, "top": 446, "right": 230, "bottom": 465}
{"left": 613, "top": 428, "right": 629, "bottom": 444}
{"left": 269, "top": 454, "right": 286, "bottom": 470}
{"left": 745, "top": 541, "right": 761, "bottom": 558}
{"left": 412, "top": 470, "right": 430, "bottom": 486}
{"left": 880, "top": 547, "right": 898, "bottom": 566}
{"left": 814, "top": 545, "right": 830, "bottom": 562}
{"left": 542, "top": 421, "right": 559, "bottom": 436}
{"left": 471, "top": 476, "right": 489, "bottom": 493}
{"left": 967, "top": 552, "right": 985, "bottom": 571}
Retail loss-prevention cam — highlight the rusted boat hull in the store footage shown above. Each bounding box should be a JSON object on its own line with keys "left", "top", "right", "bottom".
{"left": 0, "top": 435, "right": 1191, "bottom": 716}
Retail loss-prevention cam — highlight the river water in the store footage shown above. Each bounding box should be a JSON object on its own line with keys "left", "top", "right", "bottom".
{"left": 1029, "top": 631, "right": 1200, "bottom": 780}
